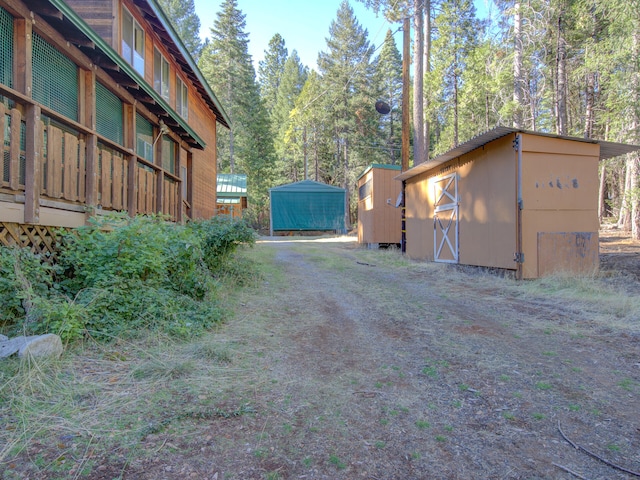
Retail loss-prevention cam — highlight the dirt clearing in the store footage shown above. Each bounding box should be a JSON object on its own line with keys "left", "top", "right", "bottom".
{"left": 2, "top": 231, "right": 640, "bottom": 479}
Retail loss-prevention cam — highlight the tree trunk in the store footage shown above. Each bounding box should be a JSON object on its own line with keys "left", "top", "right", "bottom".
{"left": 618, "top": 160, "right": 632, "bottom": 230}
{"left": 423, "top": 0, "right": 431, "bottom": 161}
{"left": 413, "top": 0, "right": 425, "bottom": 164}
{"left": 555, "top": 10, "right": 568, "bottom": 136}
{"left": 513, "top": 1, "right": 524, "bottom": 129}
{"left": 598, "top": 163, "right": 606, "bottom": 223}
{"left": 630, "top": 28, "right": 640, "bottom": 240}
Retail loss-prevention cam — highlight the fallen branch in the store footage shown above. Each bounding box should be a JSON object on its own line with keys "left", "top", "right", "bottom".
{"left": 558, "top": 421, "right": 640, "bottom": 477}
{"left": 552, "top": 463, "right": 587, "bottom": 480}
{"left": 356, "top": 261, "right": 376, "bottom": 267}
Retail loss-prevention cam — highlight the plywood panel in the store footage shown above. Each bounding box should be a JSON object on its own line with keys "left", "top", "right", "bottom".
{"left": 521, "top": 133, "right": 599, "bottom": 157}
{"left": 405, "top": 175, "right": 433, "bottom": 260}
{"left": 520, "top": 210, "right": 598, "bottom": 279}
{"left": 538, "top": 232, "right": 599, "bottom": 276}
{"left": 522, "top": 152, "right": 598, "bottom": 211}
{"left": 457, "top": 136, "right": 517, "bottom": 269}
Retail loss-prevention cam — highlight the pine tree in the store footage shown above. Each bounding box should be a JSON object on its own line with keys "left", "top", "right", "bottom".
{"left": 258, "top": 34, "right": 289, "bottom": 114}
{"left": 374, "top": 29, "right": 403, "bottom": 165}
{"left": 156, "top": 0, "right": 203, "bottom": 61}
{"left": 199, "top": 0, "right": 275, "bottom": 221}
{"left": 272, "top": 51, "right": 308, "bottom": 182}
{"left": 318, "top": 0, "right": 376, "bottom": 226}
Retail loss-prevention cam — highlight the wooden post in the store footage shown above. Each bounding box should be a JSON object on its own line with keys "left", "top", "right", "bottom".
{"left": 24, "top": 104, "right": 41, "bottom": 224}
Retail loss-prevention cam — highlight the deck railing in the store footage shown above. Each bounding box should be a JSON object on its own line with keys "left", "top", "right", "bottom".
{"left": 1, "top": 90, "right": 182, "bottom": 224}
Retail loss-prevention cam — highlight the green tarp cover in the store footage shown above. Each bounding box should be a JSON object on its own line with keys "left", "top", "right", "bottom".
{"left": 270, "top": 180, "right": 345, "bottom": 231}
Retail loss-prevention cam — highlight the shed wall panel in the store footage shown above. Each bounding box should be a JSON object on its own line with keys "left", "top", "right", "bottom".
{"left": 357, "top": 167, "right": 402, "bottom": 245}
{"left": 457, "top": 137, "right": 517, "bottom": 269}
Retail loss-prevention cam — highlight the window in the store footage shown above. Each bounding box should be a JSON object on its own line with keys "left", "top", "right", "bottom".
{"left": 136, "top": 113, "right": 153, "bottom": 161}
{"left": 180, "top": 165, "right": 187, "bottom": 200}
{"left": 161, "top": 136, "right": 175, "bottom": 174}
{"left": 32, "top": 32, "right": 78, "bottom": 121}
{"left": 176, "top": 77, "right": 188, "bottom": 120}
{"left": 122, "top": 7, "right": 144, "bottom": 75}
{"left": 96, "top": 82, "right": 123, "bottom": 145}
{"left": 153, "top": 48, "right": 170, "bottom": 102}
{"left": 0, "top": 6, "right": 13, "bottom": 90}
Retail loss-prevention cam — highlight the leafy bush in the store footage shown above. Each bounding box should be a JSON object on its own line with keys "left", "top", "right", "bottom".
{"left": 190, "top": 216, "right": 257, "bottom": 274}
{"left": 0, "top": 247, "right": 59, "bottom": 328}
{"left": 0, "top": 213, "right": 257, "bottom": 342}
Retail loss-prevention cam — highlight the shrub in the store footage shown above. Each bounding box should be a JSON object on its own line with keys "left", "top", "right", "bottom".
{"left": 1, "top": 213, "right": 256, "bottom": 342}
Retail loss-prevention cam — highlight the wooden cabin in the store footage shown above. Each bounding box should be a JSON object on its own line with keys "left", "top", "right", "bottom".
{"left": 357, "top": 164, "right": 402, "bottom": 247}
{"left": 0, "top": 0, "right": 230, "bottom": 254}
{"left": 216, "top": 174, "right": 247, "bottom": 218}
{"left": 395, "top": 127, "right": 640, "bottom": 279}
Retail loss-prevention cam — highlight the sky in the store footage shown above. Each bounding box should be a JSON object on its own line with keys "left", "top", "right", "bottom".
{"left": 192, "top": 0, "right": 494, "bottom": 74}
{"left": 193, "top": 0, "right": 403, "bottom": 72}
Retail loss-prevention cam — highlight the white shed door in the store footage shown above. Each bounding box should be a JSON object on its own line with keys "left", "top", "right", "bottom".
{"left": 433, "top": 173, "right": 459, "bottom": 263}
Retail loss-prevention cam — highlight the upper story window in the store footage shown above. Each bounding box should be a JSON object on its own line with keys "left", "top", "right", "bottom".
{"left": 122, "top": 7, "right": 144, "bottom": 75}
{"left": 153, "top": 48, "right": 170, "bottom": 102}
{"left": 176, "top": 77, "right": 188, "bottom": 120}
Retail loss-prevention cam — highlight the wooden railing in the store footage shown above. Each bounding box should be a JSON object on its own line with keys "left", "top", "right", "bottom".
{"left": 1, "top": 90, "right": 182, "bottom": 223}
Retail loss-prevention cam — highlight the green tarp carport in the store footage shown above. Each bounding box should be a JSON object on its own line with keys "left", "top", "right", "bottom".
{"left": 269, "top": 180, "right": 346, "bottom": 235}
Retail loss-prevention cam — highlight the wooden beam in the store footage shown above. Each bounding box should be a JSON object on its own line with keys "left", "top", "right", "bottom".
{"left": 24, "top": 104, "right": 42, "bottom": 224}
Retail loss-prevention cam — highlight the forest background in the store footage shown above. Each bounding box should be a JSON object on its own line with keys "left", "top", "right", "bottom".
{"left": 157, "top": 0, "right": 640, "bottom": 237}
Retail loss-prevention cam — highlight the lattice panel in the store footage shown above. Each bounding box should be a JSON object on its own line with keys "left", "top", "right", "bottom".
{"left": 0, "top": 222, "right": 63, "bottom": 260}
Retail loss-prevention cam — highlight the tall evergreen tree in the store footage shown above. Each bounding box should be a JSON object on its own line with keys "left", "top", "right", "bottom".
{"left": 156, "top": 0, "right": 203, "bottom": 61}
{"left": 428, "top": 0, "right": 481, "bottom": 151}
{"left": 318, "top": 0, "right": 376, "bottom": 226}
{"left": 374, "top": 29, "right": 403, "bottom": 164}
{"left": 272, "top": 51, "right": 308, "bottom": 182}
{"left": 199, "top": 0, "right": 275, "bottom": 220}
{"left": 258, "top": 34, "right": 289, "bottom": 114}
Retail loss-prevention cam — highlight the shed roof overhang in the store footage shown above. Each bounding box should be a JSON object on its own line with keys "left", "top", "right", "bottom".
{"left": 24, "top": 0, "right": 230, "bottom": 150}
{"left": 395, "top": 127, "right": 640, "bottom": 181}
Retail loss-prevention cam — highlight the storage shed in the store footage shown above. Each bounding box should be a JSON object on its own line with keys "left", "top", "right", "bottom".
{"left": 269, "top": 180, "right": 346, "bottom": 236}
{"left": 217, "top": 174, "right": 247, "bottom": 218}
{"left": 395, "top": 127, "right": 640, "bottom": 279}
{"left": 357, "top": 164, "right": 402, "bottom": 247}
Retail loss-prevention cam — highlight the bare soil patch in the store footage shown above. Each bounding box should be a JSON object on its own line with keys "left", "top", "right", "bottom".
{"left": 2, "top": 230, "right": 640, "bottom": 479}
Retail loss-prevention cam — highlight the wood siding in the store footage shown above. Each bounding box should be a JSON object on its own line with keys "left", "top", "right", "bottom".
{"left": 357, "top": 166, "right": 402, "bottom": 245}
{"left": 64, "top": 0, "right": 116, "bottom": 45}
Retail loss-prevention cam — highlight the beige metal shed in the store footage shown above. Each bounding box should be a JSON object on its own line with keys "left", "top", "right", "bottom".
{"left": 395, "top": 127, "right": 640, "bottom": 279}
{"left": 357, "top": 164, "right": 402, "bottom": 247}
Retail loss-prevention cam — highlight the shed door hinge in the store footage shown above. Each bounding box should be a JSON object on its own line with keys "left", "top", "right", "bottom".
{"left": 512, "top": 136, "right": 520, "bottom": 150}
{"left": 514, "top": 252, "right": 525, "bottom": 263}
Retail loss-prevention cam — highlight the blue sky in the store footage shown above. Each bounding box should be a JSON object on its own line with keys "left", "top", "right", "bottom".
{"left": 193, "top": 0, "right": 495, "bottom": 73}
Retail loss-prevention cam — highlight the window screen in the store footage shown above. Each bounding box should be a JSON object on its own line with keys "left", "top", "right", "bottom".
{"left": 161, "top": 136, "right": 175, "bottom": 174}
{"left": 0, "top": 6, "right": 13, "bottom": 90}
{"left": 32, "top": 32, "right": 78, "bottom": 121}
{"left": 136, "top": 112, "right": 153, "bottom": 161}
{"left": 96, "top": 82, "right": 123, "bottom": 145}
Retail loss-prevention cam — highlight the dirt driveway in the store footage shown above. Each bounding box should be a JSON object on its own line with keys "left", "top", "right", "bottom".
{"left": 4, "top": 233, "right": 638, "bottom": 480}
{"left": 123, "top": 233, "right": 639, "bottom": 480}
